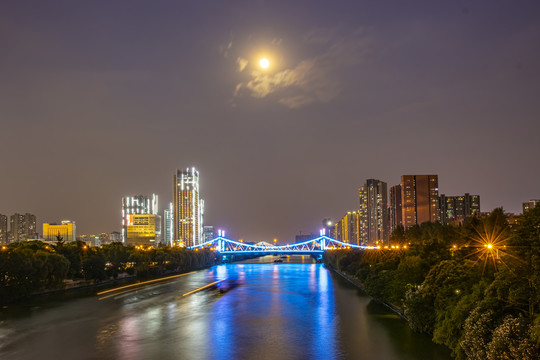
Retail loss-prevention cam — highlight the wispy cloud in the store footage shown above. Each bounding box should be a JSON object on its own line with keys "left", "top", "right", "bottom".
{"left": 230, "top": 26, "right": 371, "bottom": 109}
{"left": 236, "top": 57, "right": 248, "bottom": 72}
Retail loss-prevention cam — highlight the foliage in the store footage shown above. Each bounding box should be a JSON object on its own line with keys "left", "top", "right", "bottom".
{"left": 0, "top": 241, "right": 220, "bottom": 304}
{"left": 324, "top": 207, "right": 540, "bottom": 359}
{"left": 486, "top": 315, "right": 540, "bottom": 360}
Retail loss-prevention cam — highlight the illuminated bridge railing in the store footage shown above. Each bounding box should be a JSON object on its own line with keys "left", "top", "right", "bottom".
{"left": 188, "top": 236, "right": 376, "bottom": 254}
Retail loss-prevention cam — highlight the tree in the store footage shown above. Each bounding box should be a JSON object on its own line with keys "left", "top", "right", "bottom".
{"left": 461, "top": 308, "right": 496, "bottom": 360}
{"left": 487, "top": 315, "right": 539, "bottom": 360}
{"left": 511, "top": 205, "right": 540, "bottom": 319}
{"left": 82, "top": 253, "right": 107, "bottom": 281}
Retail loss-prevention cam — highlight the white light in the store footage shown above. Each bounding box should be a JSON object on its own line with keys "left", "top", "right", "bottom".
{"left": 259, "top": 58, "right": 270, "bottom": 69}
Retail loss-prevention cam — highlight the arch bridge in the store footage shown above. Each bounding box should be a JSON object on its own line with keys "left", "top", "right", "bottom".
{"left": 188, "top": 235, "right": 375, "bottom": 260}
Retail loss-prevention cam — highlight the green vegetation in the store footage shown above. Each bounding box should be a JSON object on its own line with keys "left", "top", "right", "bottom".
{"left": 324, "top": 207, "right": 540, "bottom": 359}
{"left": 0, "top": 241, "right": 218, "bottom": 304}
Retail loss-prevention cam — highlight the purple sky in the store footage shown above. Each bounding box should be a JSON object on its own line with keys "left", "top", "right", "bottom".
{"left": 1, "top": 1, "right": 539, "bottom": 242}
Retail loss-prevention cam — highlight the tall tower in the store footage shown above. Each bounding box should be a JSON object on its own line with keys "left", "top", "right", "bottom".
{"left": 0, "top": 214, "right": 7, "bottom": 244}
{"left": 359, "top": 179, "right": 389, "bottom": 245}
{"left": 9, "top": 213, "right": 37, "bottom": 243}
{"left": 173, "top": 168, "right": 203, "bottom": 247}
{"left": 401, "top": 175, "right": 439, "bottom": 228}
{"left": 389, "top": 184, "right": 402, "bottom": 234}
{"left": 163, "top": 202, "right": 174, "bottom": 246}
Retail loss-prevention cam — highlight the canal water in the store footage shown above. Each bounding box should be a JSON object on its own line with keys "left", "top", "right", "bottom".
{"left": 0, "top": 256, "right": 451, "bottom": 360}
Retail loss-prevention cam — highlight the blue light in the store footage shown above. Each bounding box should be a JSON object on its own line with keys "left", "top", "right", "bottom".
{"left": 188, "top": 235, "right": 375, "bottom": 254}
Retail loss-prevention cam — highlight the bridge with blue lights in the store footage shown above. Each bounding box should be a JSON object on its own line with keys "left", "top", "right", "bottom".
{"left": 189, "top": 235, "right": 375, "bottom": 260}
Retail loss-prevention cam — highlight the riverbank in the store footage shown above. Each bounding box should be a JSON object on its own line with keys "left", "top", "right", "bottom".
{"left": 327, "top": 265, "right": 408, "bottom": 320}
{"left": 0, "top": 241, "right": 220, "bottom": 305}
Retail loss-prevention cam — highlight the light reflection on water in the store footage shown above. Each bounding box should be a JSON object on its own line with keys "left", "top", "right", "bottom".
{"left": 0, "top": 258, "right": 451, "bottom": 360}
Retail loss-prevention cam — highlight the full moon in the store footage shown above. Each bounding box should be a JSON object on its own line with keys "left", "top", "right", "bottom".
{"left": 259, "top": 58, "right": 270, "bottom": 69}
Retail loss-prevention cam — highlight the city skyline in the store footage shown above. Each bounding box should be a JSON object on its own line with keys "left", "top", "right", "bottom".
{"left": 1, "top": 1, "right": 540, "bottom": 241}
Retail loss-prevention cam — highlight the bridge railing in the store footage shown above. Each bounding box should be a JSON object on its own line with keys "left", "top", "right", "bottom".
{"left": 188, "top": 236, "right": 376, "bottom": 253}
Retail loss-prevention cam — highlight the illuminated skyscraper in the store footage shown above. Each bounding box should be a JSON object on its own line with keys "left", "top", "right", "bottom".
{"left": 359, "top": 179, "right": 389, "bottom": 244}
{"left": 121, "top": 194, "right": 158, "bottom": 243}
{"left": 401, "top": 175, "right": 439, "bottom": 228}
{"left": 439, "top": 193, "right": 480, "bottom": 225}
{"left": 334, "top": 212, "right": 360, "bottom": 245}
{"left": 173, "top": 168, "right": 204, "bottom": 247}
{"left": 322, "top": 218, "right": 334, "bottom": 237}
{"left": 9, "top": 213, "right": 37, "bottom": 243}
{"left": 203, "top": 225, "right": 215, "bottom": 242}
{"left": 125, "top": 214, "right": 161, "bottom": 246}
{"left": 163, "top": 202, "right": 174, "bottom": 246}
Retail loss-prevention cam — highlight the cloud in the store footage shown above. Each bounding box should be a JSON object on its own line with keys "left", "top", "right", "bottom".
{"left": 236, "top": 57, "right": 248, "bottom": 72}
{"left": 232, "top": 26, "right": 370, "bottom": 109}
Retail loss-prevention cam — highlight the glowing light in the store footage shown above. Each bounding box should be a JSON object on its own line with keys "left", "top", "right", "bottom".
{"left": 466, "top": 223, "right": 511, "bottom": 274}
{"left": 182, "top": 280, "right": 225, "bottom": 297}
{"left": 259, "top": 58, "right": 270, "bottom": 69}
{"left": 97, "top": 272, "right": 195, "bottom": 299}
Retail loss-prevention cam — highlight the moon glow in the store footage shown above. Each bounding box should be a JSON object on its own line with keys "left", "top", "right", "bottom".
{"left": 259, "top": 58, "right": 270, "bottom": 69}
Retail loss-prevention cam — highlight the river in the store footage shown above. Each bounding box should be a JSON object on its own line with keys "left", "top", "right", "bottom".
{"left": 0, "top": 255, "right": 451, "bottom": 360}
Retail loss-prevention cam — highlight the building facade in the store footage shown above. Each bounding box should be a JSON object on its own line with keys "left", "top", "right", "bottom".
{"left": 359, "top": 179, "right": 389, "bottom": 244}
{"left": 389, "top": 184, "right": 402, "bottom": 235}
{"left": 400, "top": 175, "right": 439, "bottom": 228}
{"left": 0, "top": 214, "right": 7, "bottom": 244}
{"left": 163, "top": 202, "right": 174, "bottom": 246}
{"left": 125, "top": 214, "right": 161, "bottom": 246}
{"left": 439, "top": 193, "right": 480, "bottom": 225}
{"left": 121, "top": 194, "right": 158, "bottom": 243}
{"left": 322, "top": 218, "right": 334, "bottom": 237}
{"left": 173, "top": 168, "right": 204, "bottom": 247}
{"left": 523, "top": 199, "right": 540, "bottom": 213}
{"left": 43, "top": 220, "right": 77, "bottom": 242}
{"left": 109, "top": 231, "right": 122, "bottom": 243}
{"left": 334, "top": 211, "right": 360, "bottom": 245}
{"left": 9, "top": 213, "right": 37, "bottom": 243}
{"left": 203, "top": 225, "right": 215, "bottom": 242}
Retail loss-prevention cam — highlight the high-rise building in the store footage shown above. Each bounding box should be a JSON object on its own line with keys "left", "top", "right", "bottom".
{"left": 334, "top": 211, "right": 360, "bottom": 245}
{"left": 9, "top": 213, "right": 37, "bottom": 243}
{"left": 125, "top": 214, "right": 161, "bottom": 246}
{"left": 359, "top": 179, "right": 389, "bottom": 244}
{"left": 203, "top": 225, "right": 215, "bottom": 242}
{"left": 0, "top": 214, "right": 7, "bottom": 244}
{"left": 401, "top": 175, "right": 439, "bottom": 228}
{"left": 523, "top": 199, "right": 540, "bottom": 213}
{"left": 43, "top": 220, "right": 77, "bottom": 242}
{"left": 121, "top": 194, "right": 158, "bottom": 243}
{"left": 322, "top": 218, "right": 334, "bottom": 237}
{"left": 109, "top": 231, "right": 122, "bottom": 243}
{"left": 439, "top": 193, "right": 480, "bottom": 225}
{"left": 389, "top": 184, "right": 402, "bottom": 234}
{"left": 163, "top": 203, "right": 174, "bottom": 246}
{"left": 173, "top": 168, "right": 204, "bottom": 247}
{"left": 78, "top": 234, "right": 100, "bottom": 247}
{"left": 99, "top": 233, "right": 110, "bottom": 245}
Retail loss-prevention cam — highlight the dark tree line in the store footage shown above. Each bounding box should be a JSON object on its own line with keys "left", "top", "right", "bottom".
{"left": 324, "top": 207, "right": 540, "bottom": 359}
{"left": 0, "top": 241, "right": 219, "bottom": 304}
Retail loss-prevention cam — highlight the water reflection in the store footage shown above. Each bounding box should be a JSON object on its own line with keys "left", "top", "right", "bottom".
{"left": 0, "top": 262, "right": 451, "bottom": 360}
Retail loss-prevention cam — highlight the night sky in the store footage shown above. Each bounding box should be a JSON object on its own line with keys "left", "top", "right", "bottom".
{"left": 1, "top": 1, "right": 539, "bottom": 242}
